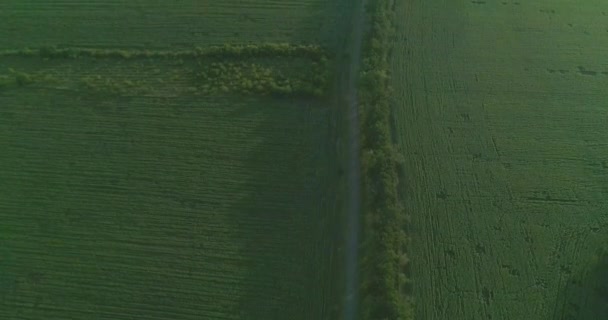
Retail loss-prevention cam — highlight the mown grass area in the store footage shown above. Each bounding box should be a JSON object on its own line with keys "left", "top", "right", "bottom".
{"left": 391, "top": 0, "right": 608, "bottom": 319}
{"left": 0, "top": 89, "right": 340, "bottom": 319}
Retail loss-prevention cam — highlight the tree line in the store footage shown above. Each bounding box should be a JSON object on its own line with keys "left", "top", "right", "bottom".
{"left": 358, "top": 0, "right": 414, "bottom": 319}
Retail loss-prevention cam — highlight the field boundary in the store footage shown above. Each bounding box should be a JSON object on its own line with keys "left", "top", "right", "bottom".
{"left": 0, "top": 43, "right": 333, "bottom": 98}
{"left": 0, "top": 43, "right": 328, "bottom": 60}
{"left": 342, "top": 0, "right": 366, "bottom": 318}
{"left": 357, "top": 0, "right": 413, "bottom": 319}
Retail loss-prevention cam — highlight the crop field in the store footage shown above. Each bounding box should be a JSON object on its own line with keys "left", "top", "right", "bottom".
{"left": 0, "top": 1, "right": 356, "bottom": 320}
{"left": 0, "top": 90, "right": 341, "bottom": 319}
{"left": 392, "top": 0, "right": 608, "bottom": 319}
{"left": 0, "top": 0, "right": 350, "bottom": 50}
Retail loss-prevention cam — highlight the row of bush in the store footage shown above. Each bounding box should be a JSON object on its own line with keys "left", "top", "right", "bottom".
{"left": 0, "top": 50, "right": 331, "bottom": 99}
{"left": 0, "top": 69, "right": 47, "bottom": 89}
{"left": 0, "top": 44, "right": 331, "bottom": 99}
{"left": 196, "top": 60, "right": 330, "bottom": 98}
{"left": 0, "top": 43, "right": 328, "bottom": 62}
{"left": 358, "top": 1, "right": 413, "bottom": 320}
{"left": 0, "top": 60, "right": 330, "bottom": 99}
{"left": 78, "top": 75, "right": 140, "bottom": 95}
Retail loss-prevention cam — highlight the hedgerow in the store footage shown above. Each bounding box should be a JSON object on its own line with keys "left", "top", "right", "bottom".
{"left": 358, "top": 0, "right": 413, "bottom": 319}
{"left": 0, "top": 43, "right": 328, "bottom": 62}
{"left": 195, "top": 58, "right": 330, "bottom": 98}
{"left": 0, "top": 44, "right": 331, "bottom": 98}
{"left": 0, "top": 69, "right": 54, "bottom": 90}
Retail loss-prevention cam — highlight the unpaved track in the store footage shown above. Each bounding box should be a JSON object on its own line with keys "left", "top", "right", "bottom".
{"left": 343, "top": 0, "right": 366, "bottom": 319}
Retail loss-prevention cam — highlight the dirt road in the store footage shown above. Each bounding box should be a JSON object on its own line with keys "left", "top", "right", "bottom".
{"left": 343, "top": 0, "right": 366, "bottom": 319}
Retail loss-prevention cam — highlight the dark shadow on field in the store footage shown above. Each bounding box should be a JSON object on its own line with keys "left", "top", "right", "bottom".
{"left": 227, "top": 95, "right": 341, "bottom": 320}
{"left": 0, "top": 84, "right": 340, "bottom": 320}
{"left": 228, "top": 4, "right": 358, "bottom": 319}
{"left": 555, "top": 249, "right": 608, "bottom": 320}
{"left": 234, "top": 1, "right": 357, "bottom": 319}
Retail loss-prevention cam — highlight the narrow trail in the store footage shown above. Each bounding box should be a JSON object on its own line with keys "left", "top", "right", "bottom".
{"left": 343, "top": 0, "right": 367, "bottom": 319}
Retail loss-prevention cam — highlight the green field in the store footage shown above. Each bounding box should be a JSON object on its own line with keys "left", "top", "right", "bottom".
{"left": 0, "top": 0, "right": 349, "bottom": 49}
{"left": 5, "top": 0, "right": 606, "bottom": 319}
{"left": 0, "top": 1, "right": 356, "bottom": 319}
{"left": 392, "top": 1, "right": 608, "bottom": 319}
{"left": 1, "top": 92, "right": 338, "bottom": 319}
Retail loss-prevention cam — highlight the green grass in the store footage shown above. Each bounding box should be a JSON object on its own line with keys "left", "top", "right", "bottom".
{"left": 0, "top": 90, "right": 339, "bottom": 319}
{"left": 391, "top": 1, "right": 608, "bottom": 319}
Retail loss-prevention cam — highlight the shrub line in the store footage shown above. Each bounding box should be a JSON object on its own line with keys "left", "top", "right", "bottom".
{"left": 0, "top": 43, "right": 329, "bottom": 61}
{"left": 358, "top": 0, "right": 413, "bottom": 319}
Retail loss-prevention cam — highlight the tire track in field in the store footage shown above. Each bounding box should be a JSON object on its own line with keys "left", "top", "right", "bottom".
{"left": 343, "top": 0, "right": 366, "bottom": 319}
{"left": 393, "top": 0, "right": 608, "bottom": 319}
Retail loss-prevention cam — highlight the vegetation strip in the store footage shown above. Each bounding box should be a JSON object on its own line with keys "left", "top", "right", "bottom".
{"left": 358, "top": 0, "right": 413, "bottom": 319}
{"left": 0, "top": 43, "right": 328, "bottom": 61}
{"left": 0, "top": 43, "right": 331, "bottom": 98}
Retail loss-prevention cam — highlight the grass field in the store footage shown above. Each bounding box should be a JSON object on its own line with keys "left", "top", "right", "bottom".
{"left": 0, "top": 1, "right": 356, "bottom": 319}
{"left": 392, "top": 1, "right": 608, "bottom": 319}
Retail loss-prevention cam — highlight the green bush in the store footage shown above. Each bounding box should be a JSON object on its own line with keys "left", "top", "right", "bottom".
{"left": 0, "top": 75, "right": 14, "bottom": 89}
{"left": 193, "top": 58, "right": 330, "bottom": 98}
{"left": 2, "top": 43, "right": 328, "bottom": 62}
{"left": 7, "top": 69, "right": 34, "bottom": 87}
{"left": 0, "top": 44, "right": 333, "bottom": 99}
{"left": 358, "top": 0, "right": 413, "bottom": 319}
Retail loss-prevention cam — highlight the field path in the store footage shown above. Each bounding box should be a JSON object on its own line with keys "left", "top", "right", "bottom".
{"left": 343, "top": 0, "right": 367, "bottom": 319}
